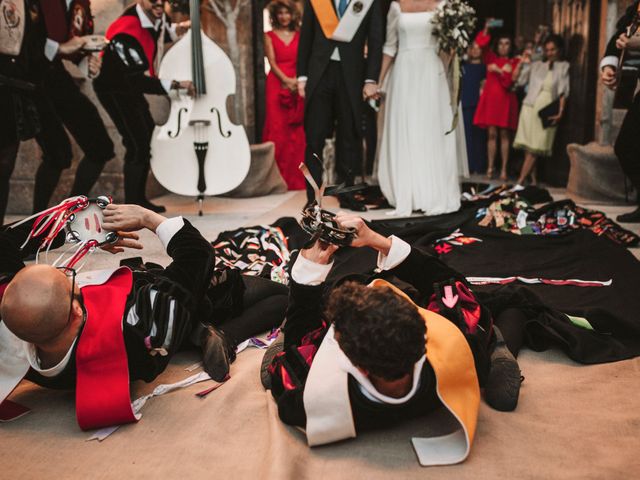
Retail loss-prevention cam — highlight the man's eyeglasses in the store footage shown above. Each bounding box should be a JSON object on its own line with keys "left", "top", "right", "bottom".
{"left": 56, "top": 267, "right": 77, "bottom": 328}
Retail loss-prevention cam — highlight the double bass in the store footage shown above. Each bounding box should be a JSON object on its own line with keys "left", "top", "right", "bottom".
{"left": 150, "top": 0, "right": 250, "bottom": 214}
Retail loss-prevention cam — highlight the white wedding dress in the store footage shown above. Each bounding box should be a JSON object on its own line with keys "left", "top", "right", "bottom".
{"left": 378, "top": 2, "right": 461, "bottom": 217}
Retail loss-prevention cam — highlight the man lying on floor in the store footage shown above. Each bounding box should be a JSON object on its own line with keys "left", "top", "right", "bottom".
{"left": 0, "top": 204, "right": 287, "bottom": 427}
{"left": 263, "top": 214, "right": 524, "bottom": 464}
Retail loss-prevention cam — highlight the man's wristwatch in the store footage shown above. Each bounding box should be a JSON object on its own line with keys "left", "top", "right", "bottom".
{"left": 170, "top": 80, "right": 180, "bottom": 90}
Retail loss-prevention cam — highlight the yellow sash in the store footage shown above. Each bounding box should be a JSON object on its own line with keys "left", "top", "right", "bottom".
{"left": 310, "top": 0, "right": 340, "bottom": 39}
{"left": 304, "top": 278, "right": 480, "bottom": 465}
{"left": 369, "top": 279, "right": 480, "bottom": 464}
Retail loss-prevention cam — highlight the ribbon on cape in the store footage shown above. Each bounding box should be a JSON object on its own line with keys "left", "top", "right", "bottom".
{"left": 76, "top": 267, "right": 137, "bottom": 430}
{"left": 303, "top": 279, "right": 480, "bottom": 466}
{"left": 310, "top": 0, "right": 374, "bottom": 42}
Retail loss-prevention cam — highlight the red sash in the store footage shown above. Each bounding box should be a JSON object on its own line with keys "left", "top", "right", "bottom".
{"left": 75, "top": 268, "right": 136, "bottom": 430}
{"left": 105, "top": 14, "right": 157, "bottom": 77}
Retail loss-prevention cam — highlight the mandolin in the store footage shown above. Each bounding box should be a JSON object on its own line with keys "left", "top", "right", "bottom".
{"left": 150, "top": 0, "right": 250, "bottom": 215}
{"left": 613, "top": 3, "right": 640, "bottom": 109}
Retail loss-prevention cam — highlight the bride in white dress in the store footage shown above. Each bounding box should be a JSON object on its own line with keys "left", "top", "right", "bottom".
{"left": 377, "top": 0, "right": 461, "bottom": 217}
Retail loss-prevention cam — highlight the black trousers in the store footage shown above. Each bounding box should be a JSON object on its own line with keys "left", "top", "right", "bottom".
{"left": 96, "top": 90, "right": 155, "bottom": 204}
{"left": 33, "top": 60, "right": 114, "bottom": 212}
{"left": 0, "top": 65, "right": 113, "bottom": 222}
{"left": 304, "top": 61, "right": 362, "bottom": 202}
{"left": 218, "top": 275, "right": 288, "bottom": 347}
{"left": 614, "top": 92, "right": 640, "bottom": 204}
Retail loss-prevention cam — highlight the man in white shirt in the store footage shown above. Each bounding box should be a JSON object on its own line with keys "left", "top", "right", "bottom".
{"left": 0, "top": 202, "right": 287, "bottom": 397}
{"left": 32, "top": 0, "right": 115, "bottom": 213}
{"left": 264, "top": 213, "right": 524, "bottom": 435}
{"left": 93, "top": 0, "right": 194, "bottom": 213}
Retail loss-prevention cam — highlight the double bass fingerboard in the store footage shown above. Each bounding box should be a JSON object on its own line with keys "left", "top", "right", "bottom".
{"left": 190, "top": 0, "right": 206, "bottom": 96}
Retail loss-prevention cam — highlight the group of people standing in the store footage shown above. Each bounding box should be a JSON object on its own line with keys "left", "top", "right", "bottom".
{"left": 0, "top": 0, "right": 194, "bottom": 225}
{"left": 463, "top": 21, "right": 570, "bottom": 187}
{"left": 263, "top": 0, "right": 464, "bottom": 216}
{"left": 263, "top": 0, "right": 572, "bottom": 218}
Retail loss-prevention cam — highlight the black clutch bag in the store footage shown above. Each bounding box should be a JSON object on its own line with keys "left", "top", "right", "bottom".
{"left": 538, "top": 99, "right": 561, "bottom": 129}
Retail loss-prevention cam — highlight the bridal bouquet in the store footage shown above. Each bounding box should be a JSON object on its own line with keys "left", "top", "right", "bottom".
{"left": 431, "top": 0, "right": 477, "bottom": 133}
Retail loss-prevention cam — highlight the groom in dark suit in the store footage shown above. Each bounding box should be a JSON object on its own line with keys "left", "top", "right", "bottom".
{"left": 297, "top": 0, "right": 384, "bottom": 210}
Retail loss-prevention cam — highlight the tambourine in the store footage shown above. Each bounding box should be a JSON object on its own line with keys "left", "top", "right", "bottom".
{"left": 12, "top": 195, "right": 118, "bottom": 269}
{"left": 65, "top": 196, "right": 118, "bottom": 246}
{"left": 298, "top": 161, "right": 357, "bottom": 247}
{"left": 300, "top": 202, "right": 357, "bottom": 247}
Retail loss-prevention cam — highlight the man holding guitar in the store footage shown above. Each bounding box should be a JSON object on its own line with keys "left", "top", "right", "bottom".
{"left": 601, "top": 1, "right": 640, "bottom": 223}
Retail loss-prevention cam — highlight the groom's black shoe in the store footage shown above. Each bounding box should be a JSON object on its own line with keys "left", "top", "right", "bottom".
{"left": 617, "top": 206, "right": 640, "bottom": 223}
{"left": 338, "top": 193, "right": 367, "bottom": 212}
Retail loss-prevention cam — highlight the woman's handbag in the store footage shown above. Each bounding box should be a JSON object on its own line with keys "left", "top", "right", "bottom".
{"left": 538, "top": 99, "right": 561, "bottom": 129}
{"left": 278, "top": 88, "right": 304, "bottom": 126}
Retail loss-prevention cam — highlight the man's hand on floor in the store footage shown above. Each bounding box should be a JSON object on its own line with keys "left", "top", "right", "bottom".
{"left": 103, "top": 204, "right": 166, "bottom": 233}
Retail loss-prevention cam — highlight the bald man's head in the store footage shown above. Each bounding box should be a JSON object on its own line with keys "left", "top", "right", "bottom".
{"left": 1, "top": 265, "right": 72, "bottom": 344}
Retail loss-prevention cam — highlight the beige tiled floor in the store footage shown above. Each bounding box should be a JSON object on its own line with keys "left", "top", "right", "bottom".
{"left": 3, "top": 183, "right": 639, "bottom": 479}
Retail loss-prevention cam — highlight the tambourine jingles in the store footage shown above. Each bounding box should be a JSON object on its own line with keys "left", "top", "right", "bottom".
{"left": 11, "top": 195, "right": 118, "bottom": 269}
{"left": 300, "top": 202, "right": 357, "bottom": 247}
{"left": 298, "top": 161, "right": 357, "bottom": 247}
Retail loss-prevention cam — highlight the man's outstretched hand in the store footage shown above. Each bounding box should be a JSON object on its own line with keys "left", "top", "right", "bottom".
{"left": 334, "top": 212, "right": 392, "bottom": 255}
{"left": 102, "top": 204, "right": 165, "bottom": 233}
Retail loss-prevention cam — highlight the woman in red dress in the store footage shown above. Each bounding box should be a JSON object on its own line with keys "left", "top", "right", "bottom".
{"left": 262, "top": 0, "right": 306, "bottom": 190}
{"left": 473, "top": 24, "right": 520, "bottom": 181}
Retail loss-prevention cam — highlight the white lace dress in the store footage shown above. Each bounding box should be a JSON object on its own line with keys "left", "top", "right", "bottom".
{"left": 378, "top": 2, "right": 461, "bottom": 216}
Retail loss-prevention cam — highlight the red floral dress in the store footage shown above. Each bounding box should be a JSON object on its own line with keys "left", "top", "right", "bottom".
{"left": 262, "top": 30, "right": 306, "bottom": 190}
{"left": 473, "top": 31, "right": 520, "bottom": 131}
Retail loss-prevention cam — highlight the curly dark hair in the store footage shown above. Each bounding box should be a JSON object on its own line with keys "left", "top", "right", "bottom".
{"left": 325, "top": 282, "right": 426, "bottom": 381}
{"left": 267, "top": 0, "right": 300, "bottom": 31}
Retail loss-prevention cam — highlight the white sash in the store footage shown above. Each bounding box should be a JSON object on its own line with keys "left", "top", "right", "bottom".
{"left": 303, "top": 325, "right": 356, "bottom": 445}
{"left": 303, "top": 325, "right": 473, "bottom": 466}
{"left": 332, "top": 0, "right": 375, "bottom": 42}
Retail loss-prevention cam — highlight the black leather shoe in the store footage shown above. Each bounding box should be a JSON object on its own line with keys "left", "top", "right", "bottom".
{"left": 338, "top": 194, "right": 367, "bottom": 212}
{"left": 139, "top": 200, "right": 166, "bottom": 213}
{"left": 616, "top": 207, "right": 640, "bottom": 223}
{"left": 485, "top": 327, "right": 522, "bottom": 412}
{"left": 200, "top": 326, "right": 232, "bottom": 382}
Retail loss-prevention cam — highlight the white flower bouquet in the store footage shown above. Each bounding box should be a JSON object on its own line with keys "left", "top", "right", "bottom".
{"left": 431, "top": 0, "right": 477, "bottom": 133}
